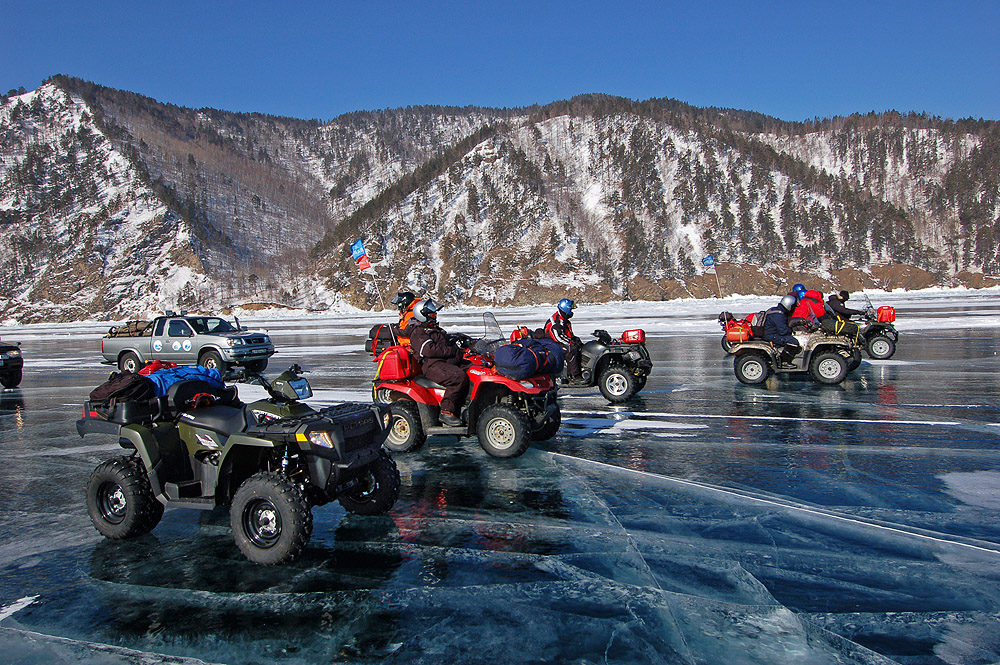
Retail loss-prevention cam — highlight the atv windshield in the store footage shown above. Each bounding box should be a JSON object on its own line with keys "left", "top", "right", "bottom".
{"left": 473, "top": 313, "right": 506, "bottom": 357}
{"left": 186, "top": 317, "right": 239, "bottom": 334}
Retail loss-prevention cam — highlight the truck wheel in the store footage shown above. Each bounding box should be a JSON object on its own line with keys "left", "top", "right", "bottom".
{"left": 531, "top": 407, "right": 561, "bottom": 441}
{"left": 0, "top": 369, "right": 21, "bottom": 388}
{"left": 86, "top": 456, "right": 164, "bottom": 539}
{"left": 734, "top": 353, "right": 770, "bottom": 385}
{"left": 245, "top": 359, "right": 268, "bottom": 372}
{"left": 338, "top": 450, "right": 401, "bottom": 516}
{"left": 230, "top": 471, "right": 312, "bottom": 565}
{"left": 810, "top": 352, "right": 849, "bottom": 384}
{"left": 118, "top": 351, "right": 141, "bottom": 373}
{"left": 199, "top": 350, "right": 227, "bottom": 373}
{"left": 598, "top": 363, "right": 636, "bottom": 403}
{"left": 867, "top": 335, "right": 896, "bottom": 360}
{"left": 477, "top": 404, "right": 531, "bottom": 458}
{"left": 384, "top": 401, "right": 426, "bottom": 452}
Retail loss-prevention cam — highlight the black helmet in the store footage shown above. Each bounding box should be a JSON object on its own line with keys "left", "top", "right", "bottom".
{"left": 779, "top": 294, "right": 797, "bottom": 313}
{"left": 839, "top": 290, "right": 850, "bottom": 301}
{"left": 412, "top": 299, "right": 439, "bottom": 323}
{"left": 391, "top": 291, "right": 416, "bottom": 312}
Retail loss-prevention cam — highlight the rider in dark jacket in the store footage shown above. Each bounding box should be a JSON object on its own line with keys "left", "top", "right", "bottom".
{"left": 545, "top": 298, "right": 583, "bottom": 379}
{"left": 762, "top": 294, "right": 801, "bottom": 367}
{"left": 406, "top": 299, "right": 468, "bottom": 426}
{"left": 825, "top": 290, "right": 863, "bottom": 342}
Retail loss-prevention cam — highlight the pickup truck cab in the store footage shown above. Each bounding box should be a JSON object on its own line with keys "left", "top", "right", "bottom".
{"left": 100, "top": 312, "right": 274, "bottom": 373}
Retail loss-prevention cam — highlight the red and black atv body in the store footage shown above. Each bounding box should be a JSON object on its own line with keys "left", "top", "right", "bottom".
{"left": 370, "top": 314, "right": 560, "bottom": 458}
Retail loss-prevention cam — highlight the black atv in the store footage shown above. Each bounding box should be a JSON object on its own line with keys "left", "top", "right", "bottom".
{"left": 78, "top": 365, "right": 400, "bottom": 564}
{"left": 0, "top": 338, "right": 23, "bottom": 388}
{"left": 563, "top": 328, "right": 653, "bottom": 402}
{"left": 856, "top": 294, "right": 899, "bottom": 359}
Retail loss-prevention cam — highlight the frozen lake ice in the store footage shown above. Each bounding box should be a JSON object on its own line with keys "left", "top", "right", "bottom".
{"left": 1, "top": 290, "right": 999, "bottom": 664}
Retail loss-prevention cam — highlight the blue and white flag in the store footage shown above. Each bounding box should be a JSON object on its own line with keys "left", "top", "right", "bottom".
{"left": 701, "top": 255, "right": 715, "bottom": 267}
{"left": 351, "top": 239, "right": 367, "bottom": 262}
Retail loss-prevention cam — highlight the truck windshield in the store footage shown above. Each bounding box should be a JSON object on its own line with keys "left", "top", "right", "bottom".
{"left": 186, "top": 317, "right": 238, "bottom": 334}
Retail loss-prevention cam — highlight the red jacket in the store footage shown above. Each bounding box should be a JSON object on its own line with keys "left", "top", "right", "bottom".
{"left": 544, "top": 311, "right": 574, "bottom": 346}
{"left": 790, "top": 290, "right": 828, "bottom": 324}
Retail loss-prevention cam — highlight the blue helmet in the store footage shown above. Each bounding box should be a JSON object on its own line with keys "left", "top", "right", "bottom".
{"left": 557, "top": 298, "right": 576, "bottom": 318}
{"left": 792, "top": 284, "right": 807, "bottom": 300}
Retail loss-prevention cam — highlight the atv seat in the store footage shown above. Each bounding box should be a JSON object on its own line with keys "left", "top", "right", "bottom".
{"left": 165, "top": 379, "right": 239, "bottom": 417}
{"left": 179, "top": 405, "right": 247, "bottom": 436}
{"left": 414, "top": 376, "right": 447, "bottom": 391}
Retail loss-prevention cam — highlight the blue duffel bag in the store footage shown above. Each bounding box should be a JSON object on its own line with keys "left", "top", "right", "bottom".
{"left": 145, "top": 365, "right": 225, "bottom": 397}
{"left": 493, "top": 338, "right": 565, "bottom": 380}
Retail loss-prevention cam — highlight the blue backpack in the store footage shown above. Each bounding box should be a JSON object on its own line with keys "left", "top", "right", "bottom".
{"left": 145, "top": 365, "right": 225, "bottom": 397}
{"left": 493, "top": 338, "right": 565, "bottom": 380}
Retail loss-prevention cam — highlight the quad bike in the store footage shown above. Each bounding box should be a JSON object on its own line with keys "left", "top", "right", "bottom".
{"left": 370, "top": 313, "right": 559, "bottom": 459}
{"left": 78, "top": 365, "right": 400, "bottom": 564}
{"left": 721, "top": 310, "right": 864, "bottom": 373}
{"left": 562, "top": 329, "right": 652, "bottom": 402}
{"left": 855, "top": 294, "right": 899, "bottom": 359}
{"left": 726, "top": 331, "right": 855, "bottom": 385}
{"left": 0, "top": 337, "right": 23, "bottom": 388}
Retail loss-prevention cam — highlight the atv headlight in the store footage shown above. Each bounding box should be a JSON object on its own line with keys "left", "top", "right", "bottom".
{"left": 519, "top": 380, "right": 534, "bottom": 389}
{"left": 627, "top": 350, "right": 642, "bottom": 361}
{"left": 308, "top": 431, "right": 335, "bottom": 448}
{"left": 6, "top": 349, "right": 19, "bottom": 357}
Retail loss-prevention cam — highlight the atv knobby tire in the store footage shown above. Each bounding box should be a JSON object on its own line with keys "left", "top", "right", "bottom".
{"left": 477, "top": 404, "right": 531, "bottom": 458}
{"left": 384, "top": 401, "right": 426, "bottom": 452}
{"left": 86, "top": 456, "right": 164, "bottom": 539}
{"left": 230, "top": 471, "right": 312, "bottom": 565}
{"left": 810, "top": 351, "right": 849, "bottom": 385}
{"left": 867, "top": 335, "right": 896, "bottom": 360}
{"left": 0, "top": 369, "right": 22, "bottom": 388}
{"left": 338, "top": 450, "right": 401, "bottom": 516}
{"left": 721, "top": 336, "right": 734, "bottom": 352}
{"left": 531, "top": 407, "right": 561, "bottom": 442}
{"left": 848, "top": 348, "right": 863, "bottom": 371}
{"left": 734, "top": 353, "right": 770, "bottom": 385}
{"left": 598, "top": 363, "right": 637, "bottom": 402}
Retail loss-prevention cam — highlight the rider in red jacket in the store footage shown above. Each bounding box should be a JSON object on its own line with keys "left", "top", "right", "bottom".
{"left": 789, "top": 289, "right": 829, "bottom": 331}
{"left": 544, "top": 298, "right": 583, "bottom": 379}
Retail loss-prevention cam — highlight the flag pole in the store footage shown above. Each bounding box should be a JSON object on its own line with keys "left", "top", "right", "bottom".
{"left": 714, "top": 264, "right": 723, "bottom": 299}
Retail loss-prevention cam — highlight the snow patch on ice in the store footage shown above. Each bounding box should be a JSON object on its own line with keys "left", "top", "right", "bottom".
{"left": 939, "top": 471, "right": 1000, "bottom": 510}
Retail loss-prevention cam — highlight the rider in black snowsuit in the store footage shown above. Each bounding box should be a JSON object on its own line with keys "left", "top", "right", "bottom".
{"left": 406, "top": 299, "right": 468, "bottom": 426}
{"left": 762, "top": 294, "right": 801, "bottom": 367}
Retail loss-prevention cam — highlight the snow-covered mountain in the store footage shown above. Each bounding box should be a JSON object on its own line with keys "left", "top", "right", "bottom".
{"left": 2, "top": 77, "right": 997, "bottom": 322}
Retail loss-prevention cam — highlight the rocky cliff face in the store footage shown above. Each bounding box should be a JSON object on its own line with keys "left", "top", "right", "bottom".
{"left": 2, "top": 79, "right": 997, "bottom": 322}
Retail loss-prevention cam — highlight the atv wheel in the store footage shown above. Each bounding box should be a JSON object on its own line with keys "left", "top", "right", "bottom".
{"left": 372, "top": 387, "right": 396, "bottom": 405}
{"left": 477, "top": 404, "right": 531, "bottom": 458}
{"left": 338, "top": 450, "right": 401, "bottom": 516}
{"left": 231, "top": 472, "right": 312, "bottom": 565}
{"left": 199, "top": 350, "right": 227, "bottom": 373}
{"left": 734, "top": 353, "right": 770, "bottom": 385}
{"left": 809, "top": 352, "right": 849, "bottom": 385}
{"left": 634, "top": 374, "right": 648, "bottom": 392}
{"left": 598, "top": 364, "right": 637, "bottom": 403}
{"left": 0, "top": 369, "right": 22, "bottom": 388}
{"left": 384, "top": 401, "right": 426, "bottom": 452}
{"left": 721, "top": 336, "right": 734, "bottom": 352}
{"left": 531, "top": 407, "right": 562, "bottom": 442}
{"left": 867, "top": 335, "right": 896, "bottom": 360}
{"left": 86, "top": 456, "right": 164, "bottom": 539}
{"left": 848, "top": 348, "right": 863, "bottom": 371}
{"left": 118, "top": 351, "right": 141, "bottom": 374}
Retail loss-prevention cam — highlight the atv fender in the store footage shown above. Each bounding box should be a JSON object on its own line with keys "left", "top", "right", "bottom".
{"left": 119, "top": 424, "right": 162, "bottom": 473}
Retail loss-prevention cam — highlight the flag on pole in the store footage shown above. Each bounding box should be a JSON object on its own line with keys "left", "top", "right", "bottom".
{"left": 351, "top": 238, "right": 372, "bottom": 272}
{"left": 701, "top": 255, "right": 716, "bottom": 274}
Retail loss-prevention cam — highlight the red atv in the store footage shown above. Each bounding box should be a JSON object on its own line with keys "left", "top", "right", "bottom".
{"left": 370, "top": 314, "right": 560, "bottom": 459}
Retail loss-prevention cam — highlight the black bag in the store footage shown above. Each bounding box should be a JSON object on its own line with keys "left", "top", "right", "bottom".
{"left": 89, "top": 371, "right": 156, "bottom": 407}
{"left": 748, "top": 311, "right": 768, "bottom": 338}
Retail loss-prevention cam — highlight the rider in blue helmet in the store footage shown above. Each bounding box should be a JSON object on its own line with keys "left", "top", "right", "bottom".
{"left": 546, "top": 298, "right": 582, "bottom": 379}
{"left": 792, "top": 283, "right": 807, "bottom": 300}
{"left": 557, "top": 298, "right": 576, "bottom": 318}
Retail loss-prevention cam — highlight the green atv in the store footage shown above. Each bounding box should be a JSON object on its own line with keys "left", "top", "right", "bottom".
{"left": 77, "top": 365, "right": 400, "bottom": 564}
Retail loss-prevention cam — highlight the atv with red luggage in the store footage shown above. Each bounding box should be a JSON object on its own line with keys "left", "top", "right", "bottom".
{"left": 369, "top": 313, "right": 559, "bottom": 458}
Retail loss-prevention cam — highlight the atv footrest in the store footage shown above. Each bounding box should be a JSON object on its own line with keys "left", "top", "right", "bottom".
{"left": 164, "top": 480, "right": 204, "bottom": 500}
{"left": 426, "top": 425, "right": 465, "bottom": 437}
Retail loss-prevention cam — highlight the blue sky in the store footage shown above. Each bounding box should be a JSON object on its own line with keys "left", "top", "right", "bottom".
{"left": 3, "top": 1, "right": 998, "bottom": 122}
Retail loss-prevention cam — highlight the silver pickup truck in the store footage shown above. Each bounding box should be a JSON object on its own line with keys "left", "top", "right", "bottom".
{"left": 100, "top": 313, "right": 274, "bottom": 373}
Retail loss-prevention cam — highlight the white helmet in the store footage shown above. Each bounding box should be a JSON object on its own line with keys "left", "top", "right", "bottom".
{"left": 412, "top": 299, "right": 439, "bottom": 323}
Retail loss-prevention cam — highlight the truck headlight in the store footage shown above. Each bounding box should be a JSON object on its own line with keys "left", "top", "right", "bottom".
{"left": 226, "top": 338, "right": 245, "bottom": 347}
{"left": 308, "top": 431, "right": 335, "bottom": 448}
